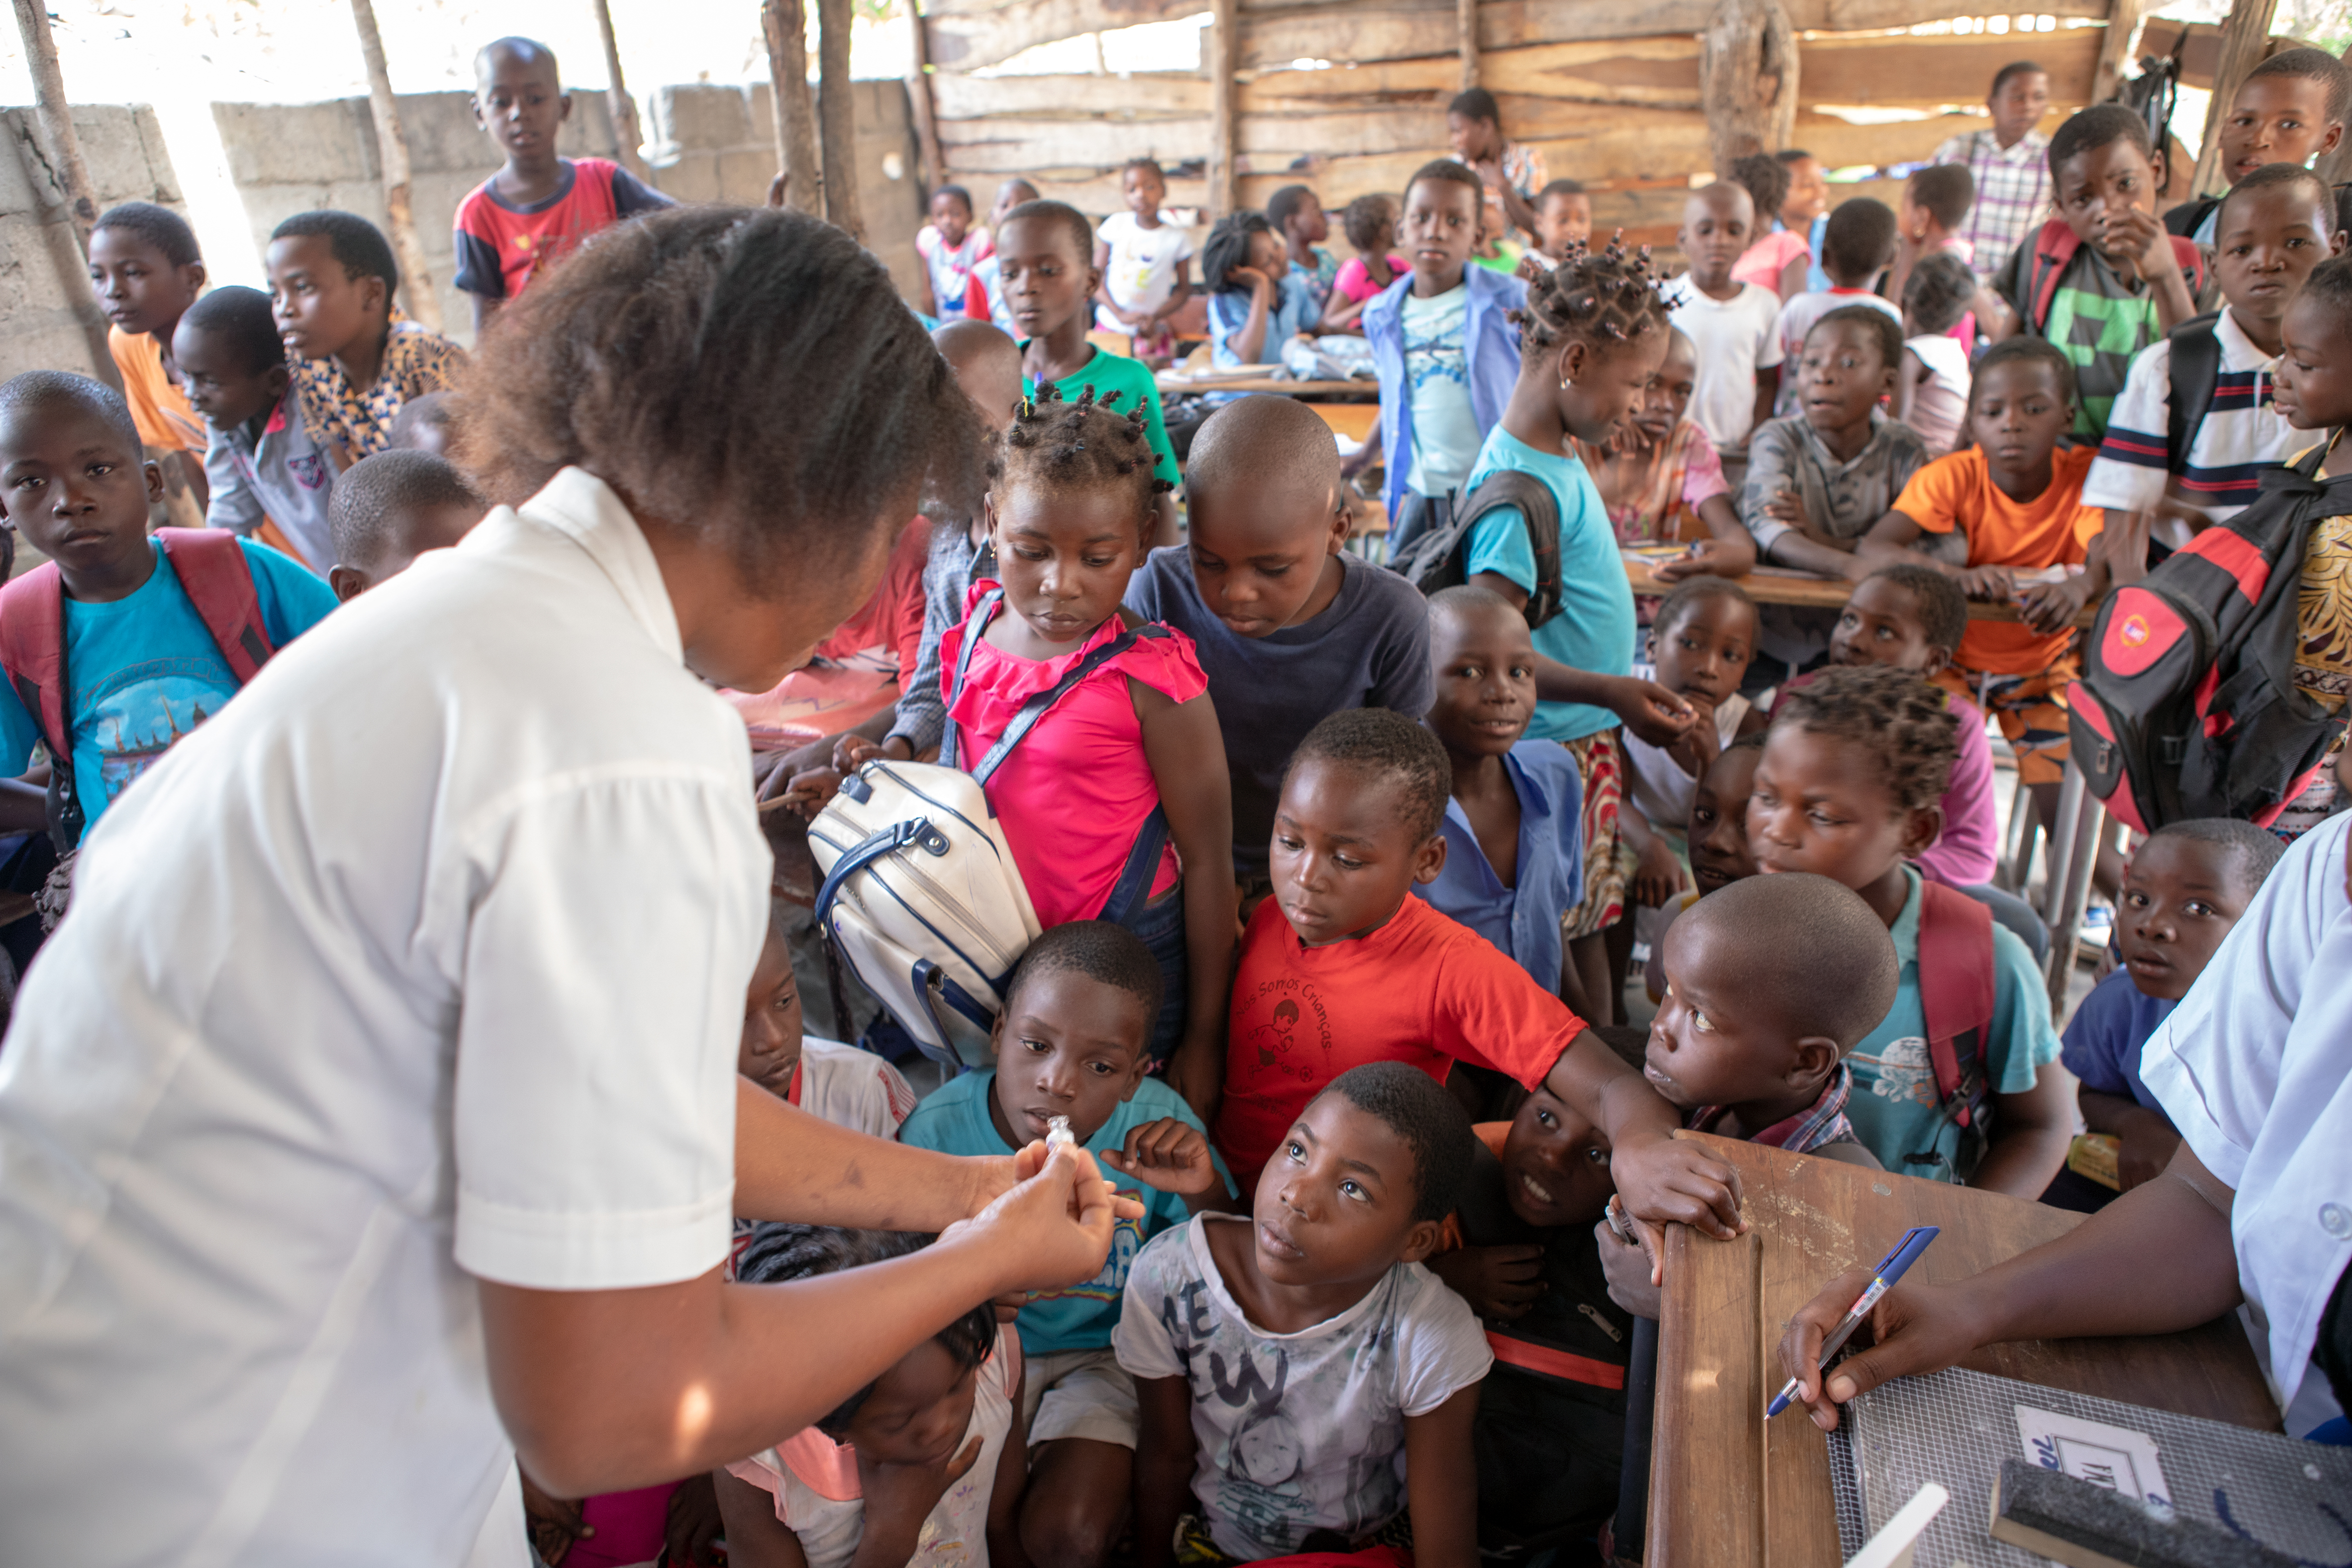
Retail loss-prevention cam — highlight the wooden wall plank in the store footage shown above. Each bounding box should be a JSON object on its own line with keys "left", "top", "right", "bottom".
{"left": 930, "top": 70, "right": 1208, "bottom": 120}
{"left": 1798, "top": 25, "right": 2100, "bottom": 108}
{"left": 926, "top": 0, "right": 1204, "bottom": 72}
{"left": 939, "top": 113, "right": 1214, "bottom": 169}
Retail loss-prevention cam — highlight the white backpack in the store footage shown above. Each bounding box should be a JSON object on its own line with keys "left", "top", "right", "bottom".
{"left": 808, "top": 591, "right": 1172, "bottom": 1070}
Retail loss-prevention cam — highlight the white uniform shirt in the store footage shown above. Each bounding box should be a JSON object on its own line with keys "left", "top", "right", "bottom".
{"left": 2080, "top": 309, "right": 2297, "bottom": 524}
{"left": 0, "top": 467, "right": 768, "bottom": 1564}
{"left": 2140, "top": 812, "right": 2352, "bottom": 1432}
{"left": 1665, "top": 279, "right": 1785, "bottom": 454}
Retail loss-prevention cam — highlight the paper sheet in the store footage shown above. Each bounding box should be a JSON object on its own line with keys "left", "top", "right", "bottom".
{"left": 2012, "top": 1404, "right": 2172, "bottom": 1507}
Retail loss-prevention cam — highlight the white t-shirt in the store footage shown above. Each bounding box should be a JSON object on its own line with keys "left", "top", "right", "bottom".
{"left": 1903, "top": 333, "right": 1973, "bottom": 457}
{"left": 1111, "top": 1214, "right": 1492, "bottom": 1560}
{"left": 1401, "top": 284, "right": 1479, "bottom": 500}
{"left": 2080, "top": 308, "right": 2297, "bottom": 523}
{"left": 1667, "top": 278, "right": 1785, "bottom": 454}
{"left": 2140, "top": 812, "right": 2352, "bottom": 1435}
{"left": 0, "top": 467, "right": 767, "bottom": 1564}
{"left": 725, "top": 1340, "right": 1022, "bottom": 1568}
{"left": 800, "top": 1036, "right": 919, "bottom": 1136}
{"left": 1099, "top": 211, "right": 1194, "bottom": 318}
{"left": 1771, "top": 290, "right": 1903, "bottom": 420}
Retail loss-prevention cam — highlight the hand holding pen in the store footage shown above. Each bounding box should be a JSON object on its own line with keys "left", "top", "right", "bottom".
{"left": 1769, "top": 1227, "right": 1940, "bottom": 1423}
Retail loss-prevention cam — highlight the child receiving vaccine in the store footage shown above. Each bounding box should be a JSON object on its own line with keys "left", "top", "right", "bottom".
{"left": 943, "top": 387, "right": 1236, "bottom": 1114}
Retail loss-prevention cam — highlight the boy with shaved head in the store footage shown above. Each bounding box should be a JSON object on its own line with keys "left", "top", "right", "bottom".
{"left": 1668, "top": 182, "right": 1784, "bottom": 457}
{"left": 1127, "top": 396, "right": 1433, "bottom": 899}
{"left": 454, "top": 34, "right": 673, "bottom": 334}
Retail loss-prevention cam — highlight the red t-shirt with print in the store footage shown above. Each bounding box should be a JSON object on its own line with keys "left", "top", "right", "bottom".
{"left": 1212, "top": 895, "right": 1587, "bottom": 1191}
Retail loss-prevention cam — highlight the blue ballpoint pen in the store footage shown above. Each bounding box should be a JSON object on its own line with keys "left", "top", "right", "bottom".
{"left": 1765, "top": 1225, "right": 1940, "bottom": 1418}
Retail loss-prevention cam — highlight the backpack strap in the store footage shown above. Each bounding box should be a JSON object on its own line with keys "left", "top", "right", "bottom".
{"left": 2164, "top": 312, "right": 2223, "bottom": 477}
{"left": 1453, "top": 469, "right": 1564, "bottom": 628}
{"left": 0, "top": 562, "right": 80, "bottom": 851}
{"left": 1096, "top": 803, "right": 1170, "bottom": 927}
{"left": 2027, "top": 218, "right": 2083, "bottom": 335}
{"left": 946, "top": 591, "right": 1172, "bottom": 787}
{"left": 1911, "top": 879, "right": 1999, "bottom": 1175}
{"left": 155, "top": 528, "right": 273, "bottom": 682}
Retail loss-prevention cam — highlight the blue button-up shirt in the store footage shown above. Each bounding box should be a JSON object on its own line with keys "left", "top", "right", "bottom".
{"left": 1362, "top": 265, "right": 1526, "bottom": 521}
{"left": 1413, "top": 740, "right": 1582, "bottom": 993}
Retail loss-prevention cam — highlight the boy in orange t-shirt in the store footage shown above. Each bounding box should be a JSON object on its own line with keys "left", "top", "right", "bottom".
{"left": 90, "top": 203, "right": 209, "bottom": 510}
{"left": 1853, "top": 336, "right": 2103, "bottom": 831}
{"left": 1213, "top": 708, "right": 1742, "bottom": 1252}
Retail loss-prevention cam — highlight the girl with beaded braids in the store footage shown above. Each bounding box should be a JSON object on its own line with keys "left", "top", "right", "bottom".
{"left": 941, "top": 384, "right": 1236, "bottom": 1116}
{"left": 1752, "top": 664, "right": 2074, "bottom": 1193}
{"left": 1455, "top": 239, "right": 1703, "bottom": 1023}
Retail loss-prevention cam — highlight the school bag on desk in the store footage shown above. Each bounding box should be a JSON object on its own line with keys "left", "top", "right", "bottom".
{"left": 807, "top": 589, "right": 1173, "bottom": 1072}
{"left": 2067, "top": 442, "right": 2352, "bottom": 831}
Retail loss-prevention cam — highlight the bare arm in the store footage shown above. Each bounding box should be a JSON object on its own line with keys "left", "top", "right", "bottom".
{"left": 1650, "top": 495, "right": 1758, "bottom": 581}
{"left": 1152, "top": 259, "right": 1192, "bottom": 324}
{"left": 1751, "top": 366, "right": 1780, "bottom": 440}
{"left": 1135, "top": 684, "right": 1238, "bottom": 1122}
{"left": 1969, "top": 1059, "right": 2077, "bottom": 1199}
{"left": 737, "top": 1079, "right": 1021, "bottom": 1229}
{"left": 1403, "top": 1387, "right": 1482, "bottom": 1568}
{"left": 1131, "top": 1376, "right": 1196, "bottom": 1568}
{"left": 1775, "top": 252, "right": 1809, "bottom": 303}
{"left": 984, "top": 1365, "right": 1034, "bottom": 1568}
{"left": 1849, "top": 506, "right": 1935, "bottom": 577}
{"left": 1776, "top": 1139, "right": 2241, "bottom": 1429}
{"left": 1891, "top": 348, "right": 1924, "bottom": 430}
{"left": 2080, "top": 1088, "right": 2183, "bottom": 1191}
{"left": 481, "top": 1146, "right": 1124, "bottom": 1498}
{"left": 471, "top": 292, "right": 504, "bottom": 339}
{"left": 1226, "top": 273, "right": 1276, "bottom": 365}
{"left": 1543, "top": 1030, "right": 1743, "bottom": 1242}
{"left": 1469, "top": 570, "right": 1699, "bottom": 748}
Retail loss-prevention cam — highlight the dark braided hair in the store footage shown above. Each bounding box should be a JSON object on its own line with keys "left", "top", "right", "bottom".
{"left": 1510, "top": 234, "right": 1669, "bottom": 355}
{"left": 735, "top": 1225, "right": 998, "bottom": 1439}
{"left": 993, "top": 381, "right": 1173, "bottom": 525}
{"left": 1771, "top": 664, "right": 1958, "bottom": 813}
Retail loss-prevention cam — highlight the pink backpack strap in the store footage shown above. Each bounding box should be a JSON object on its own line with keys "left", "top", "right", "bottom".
{"left": 155, "top": 528, "right": 273, "bottom": 683}
{"left": 0, "top": 562, "right": 69, "bottom": 759}
{"left": 1915, "top": 880, "right": 1998, "bottom": 1127}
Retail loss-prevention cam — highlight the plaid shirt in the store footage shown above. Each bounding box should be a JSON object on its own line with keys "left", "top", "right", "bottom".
{"left": 1691, "top": 1060, "right": 1862, "bottom": 1156}
{"left": 1934, "top": 128, "right": 2052, "bottom": 282}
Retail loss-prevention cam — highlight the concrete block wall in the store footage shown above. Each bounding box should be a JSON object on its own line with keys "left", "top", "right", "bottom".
{"left": 211, "top": 89, "right": 625, "bottom": 345}
{"left": 0, "top": 104, "right": 185, "bottom": 385}
{"left": 644, "top": 79, "right": 926, "bottom": 305}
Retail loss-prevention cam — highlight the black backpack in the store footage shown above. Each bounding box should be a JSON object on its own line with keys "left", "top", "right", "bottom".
{"left": 2067, "top": 444, "right": 2352, "bottom": 831}
{"left": 2164, "top": 311, "right": 2223, "bottom": 478}
{"left": 1389, "top": 468, "right": 1564, "bottom": 627}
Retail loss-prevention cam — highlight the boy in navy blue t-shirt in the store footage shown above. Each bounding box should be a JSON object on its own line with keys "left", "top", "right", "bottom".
{"left": 2050, "top": 819, "right": 2284, "bottom": 1209}
{"left": 0, "top": 373, "right": 336, "bottom": 840}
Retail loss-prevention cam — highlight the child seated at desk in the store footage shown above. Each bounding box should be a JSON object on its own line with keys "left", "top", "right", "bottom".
{"left": 1852, "top": 335, "right": 2102, "bottom": 841}
{"left": 1739, "top": 306, "right": 1930, "bottom": 675}
{"left": 2046, "top": 820, "right": 2283, "bottom": 1211}
{"left": 1428, "top": 1085, "right": 1630, "bottom": 1561}
{"left": 1573, "top": 326, "right": 1753, "bottom": 580}
{"left": 1117, "top": 1062, "right": 1491, "bottom": 1568}
{"left": 1750, "top": 665, "right": 2072, "bottom": 1194}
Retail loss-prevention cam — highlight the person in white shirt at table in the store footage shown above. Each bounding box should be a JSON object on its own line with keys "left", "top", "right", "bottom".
{"left": 0, "top": 205, "right": 1133, "bottom": 1567}
{"left": 1775, "top": 809, "right": 2352, "bottom": 1443}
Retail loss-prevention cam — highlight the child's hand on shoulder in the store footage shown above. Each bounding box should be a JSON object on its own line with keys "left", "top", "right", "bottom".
{"left": 1101, "top": 1117, "right": 1220, "bottom": 1196}
{"left": 1427, "top": 1242, "right": 1547, "bottom": 1323}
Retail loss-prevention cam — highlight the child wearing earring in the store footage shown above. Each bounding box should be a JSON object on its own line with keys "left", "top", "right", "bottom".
{"left": 1455, "top": 243, "right": 1704, "bottom": 1022}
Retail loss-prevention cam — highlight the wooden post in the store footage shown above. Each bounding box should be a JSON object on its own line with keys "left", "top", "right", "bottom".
{"left": 1698, "top": 0, "right": 1798, "bottom": 177}
{"left": 2190, "top": 0, "right": 2280, "bottom": 197}
{"left": 10, "top": 0, "right": 99, "bottom": 248}
{"left": 586, "top": 0, "right": 653, "bottom": 183}
{"left": 905, "top": 1, "right": 946, "bottom": 192}
{"left": 347, "top": 0, "right": 442, "bottom": 332}
{"left": 816, "top": 0, "right": 861, "bottom": 239}
{"left": 1206, "top": 0, "right": 1238, "bottom": 218}
{"left": 2090, "top": 0, "right": 2147, "bottom": 105}
{"left": 762, "top": 0, "right": 821, "bottom": 214}
{"left": 1457, "top": 0, "right": 1478, "bottom": 92}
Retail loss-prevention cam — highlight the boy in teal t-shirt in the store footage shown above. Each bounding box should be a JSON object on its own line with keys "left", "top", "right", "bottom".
{"left": 896, "top": 922, "right": 1232, "bottom": 1564}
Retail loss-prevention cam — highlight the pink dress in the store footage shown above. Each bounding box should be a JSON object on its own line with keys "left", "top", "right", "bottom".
{"left": 1916, "top": 690, "right": 1998, "bottom": 889}
{"left": 942, "top": 586, "right": 1208, "bottom": 925}
{"left": 1731, "top": 229, "right": 1812, "bottom": 292}
{"left": 1334, "top": 253, "right": 1409, "bottom": 305}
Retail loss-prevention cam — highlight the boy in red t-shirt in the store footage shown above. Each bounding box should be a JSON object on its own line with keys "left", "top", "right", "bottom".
{"left": 453, "top": 36, "right": 673, "bottom": 335}
{"left": 1212, "top": 708, "right": 1743, "bottom": 1252}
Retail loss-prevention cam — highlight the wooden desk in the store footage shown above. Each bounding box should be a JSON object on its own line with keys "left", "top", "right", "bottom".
{"left": 1649, "top": 1135, "right": 2276, "bottom": 1568}
{"left": 1152, "top": 373, "right": 1374, "bottom": 399}
{"left": 1623, "top": 558, "right": 2101, "bottom": 629}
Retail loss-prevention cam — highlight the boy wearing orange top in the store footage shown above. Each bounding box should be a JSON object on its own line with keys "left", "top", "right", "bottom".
{"left": 1852, "top": 336, "right": 2104, "bottom": 833}
{"left": 1212, "top": 708, "right": 1742, "bottom": 1249}
{"left": 89, "top": 203, "right": 209, "bottom": 510}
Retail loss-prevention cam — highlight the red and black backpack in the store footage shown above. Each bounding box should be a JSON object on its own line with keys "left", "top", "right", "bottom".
{"left": 0, "top": 528, "right": 275, "bottom": 852}
{"left": 2067, "top": 444, "right": 2352, "bottom": 832}
{"left": 1907, "top": 881, "right": 2000, "bottom": 1183}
